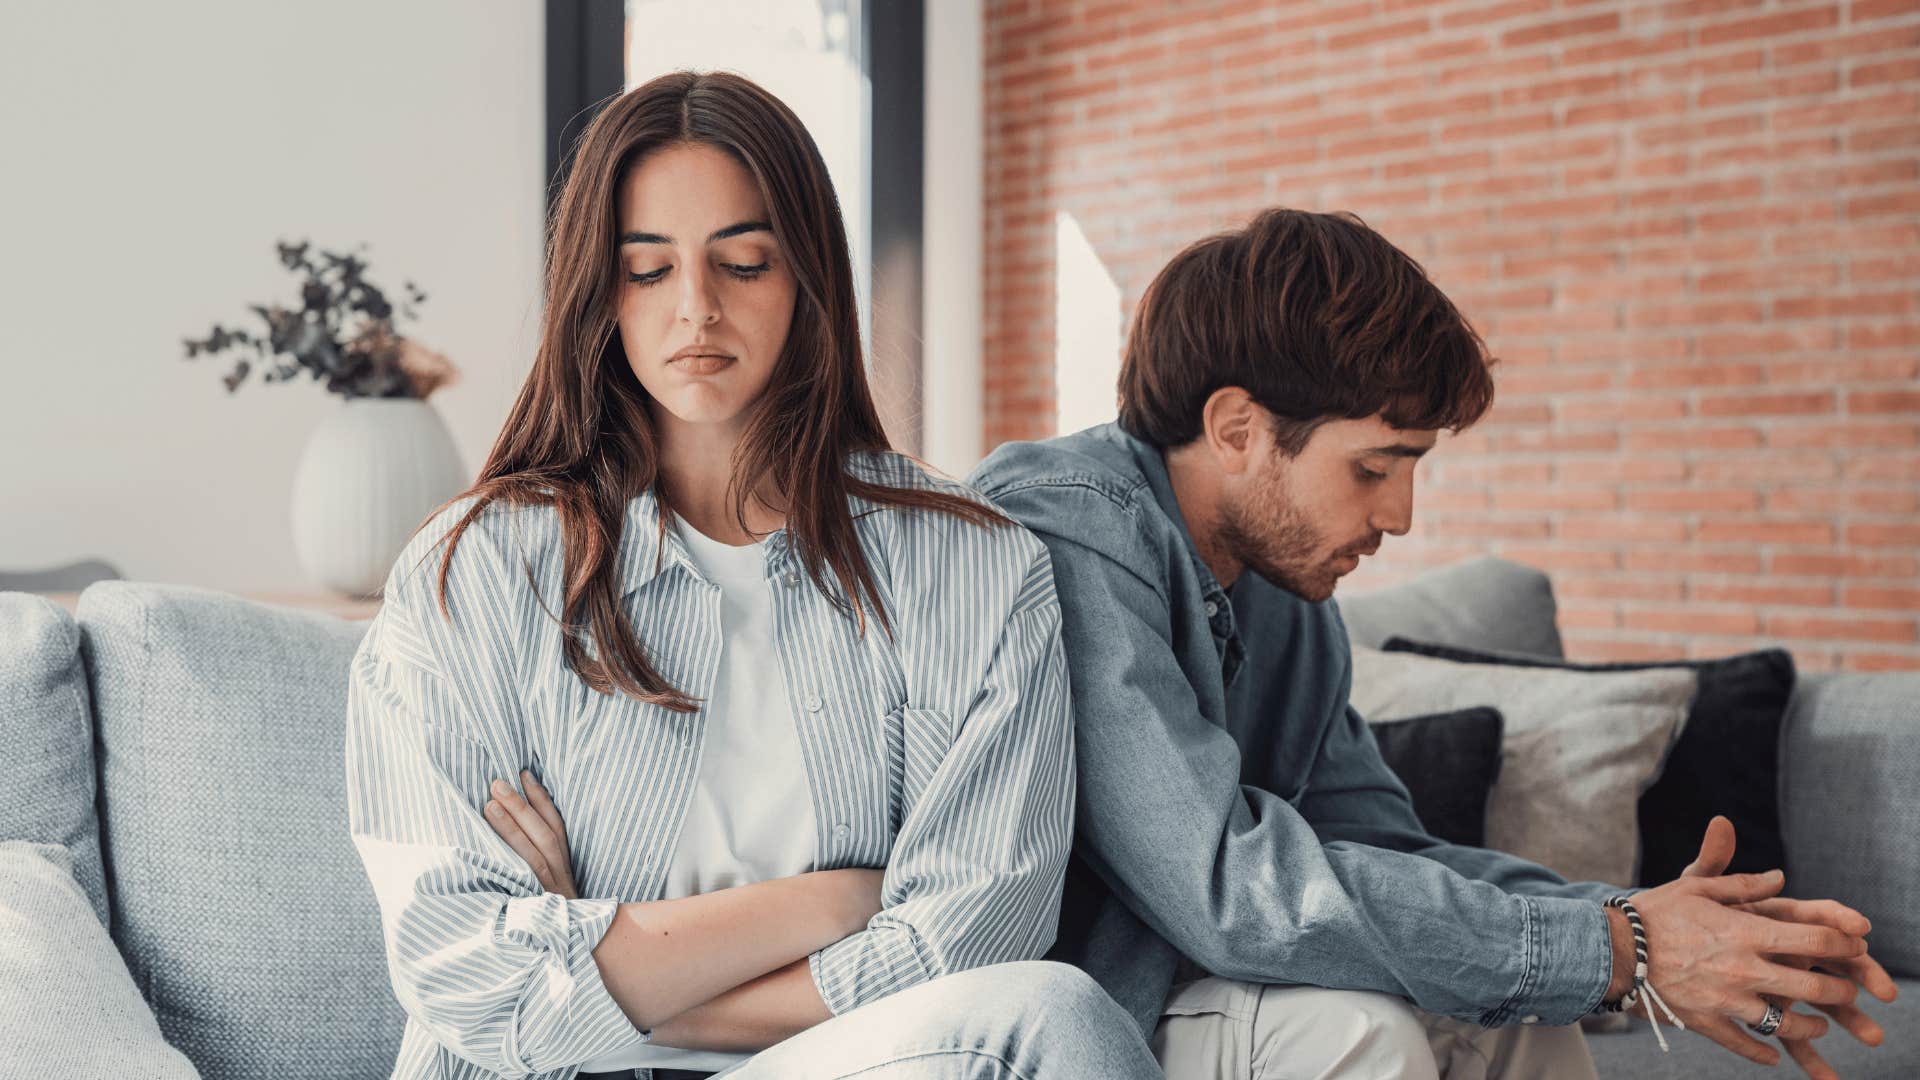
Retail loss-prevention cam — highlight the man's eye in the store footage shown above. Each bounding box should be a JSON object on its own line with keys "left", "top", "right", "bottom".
{"left": 1356, "top": 466, "right": 1387, "bottom": 482}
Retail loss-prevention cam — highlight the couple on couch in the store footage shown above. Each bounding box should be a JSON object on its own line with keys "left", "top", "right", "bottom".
{"left": 344, "top": 71, "right": 1894, "bottom": 1080}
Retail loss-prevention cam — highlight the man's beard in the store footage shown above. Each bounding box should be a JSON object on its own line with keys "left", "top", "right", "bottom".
{"left": 1217, "top": 466, "right": 1377, "bottom": 603}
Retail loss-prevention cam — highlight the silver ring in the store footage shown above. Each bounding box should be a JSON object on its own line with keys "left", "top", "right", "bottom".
{"left": 1750, "top": 1001, "right": 1784, "bottom": 1037}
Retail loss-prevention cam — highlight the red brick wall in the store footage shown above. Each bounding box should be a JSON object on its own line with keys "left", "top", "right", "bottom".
{"left": 983, "top": 0, "right": 1920, "bottom": 671}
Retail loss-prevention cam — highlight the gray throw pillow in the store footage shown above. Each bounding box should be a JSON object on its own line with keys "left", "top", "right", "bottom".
{"left": 1351, "top": 646, "right": 1696, "bottom": 887}
{"left": 0, "top": 840, "right": 200, "bottom": 1078}
{"left": 1338, "top": 556, "right": 1565, "bottom": 658}
{"left": 0, "top": 593, "right": 109, "bottom": 924}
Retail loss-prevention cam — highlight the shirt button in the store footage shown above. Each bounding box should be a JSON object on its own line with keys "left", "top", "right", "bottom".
{"left": 1520, "top": 1014, "right": 1539, "bottom": 1025}
{"left": 805, "top": 693, "right": 823, "bottom": 712}
{"left": 784, "top": 571, "right": 800, "bottom": 586}
{"left": 833, "top": 823, "right": 851, "bottom": 840}
{"left": 1204, "top": 600, "right": 1219, "bottom": 617}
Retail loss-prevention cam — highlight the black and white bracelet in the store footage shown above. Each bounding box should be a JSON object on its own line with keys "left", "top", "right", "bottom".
{"left": 1601, "top": 895, "right": 1686, "bottom": 1052}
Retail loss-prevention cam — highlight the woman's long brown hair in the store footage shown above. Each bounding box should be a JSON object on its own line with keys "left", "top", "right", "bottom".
{"left": 414, "top": 71, "right": 1004, "bottom": 712}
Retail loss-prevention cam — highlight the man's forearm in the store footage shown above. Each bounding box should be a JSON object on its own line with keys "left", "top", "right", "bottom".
{"left": 645, "top": 958, "right": 831, "bottom": 1052}
{"left": 592, "top": 871, "right": 863, "bottom": 1030}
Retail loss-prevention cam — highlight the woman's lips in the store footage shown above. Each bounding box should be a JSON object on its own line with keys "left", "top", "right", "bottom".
{"left": 671, "top": 353, "right": 735, "bottom": 375}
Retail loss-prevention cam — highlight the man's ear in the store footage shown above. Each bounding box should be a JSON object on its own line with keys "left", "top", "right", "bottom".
{"left": 1201, "top": 386, "right": 1263, "bottom": 475}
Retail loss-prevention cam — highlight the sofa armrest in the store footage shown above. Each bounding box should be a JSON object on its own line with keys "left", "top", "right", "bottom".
{"left": 1779, "top": 672, "right": 1920, "bottom": 977}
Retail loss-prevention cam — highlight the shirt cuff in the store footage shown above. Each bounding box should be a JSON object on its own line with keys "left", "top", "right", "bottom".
{"left": 1487, "top": 895, "right": 1614, "bottom": 1027}
{"left": 497, "top": 894, "right": 646, "bottom": 1071}
{"left": 807, "top": 925, "right": 934, "bottom": 1016}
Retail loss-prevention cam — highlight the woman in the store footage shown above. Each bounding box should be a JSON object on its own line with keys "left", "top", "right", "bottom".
{"left": 344, "top": 71, "right": 1161, "bottom": 1080}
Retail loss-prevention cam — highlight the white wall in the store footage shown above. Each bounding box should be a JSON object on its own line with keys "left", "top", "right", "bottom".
{"left": 0, "top": 1, "right": 544, "bottom": 593}
{"left": 920, "top": 0, "right": 984, "bottom": 479}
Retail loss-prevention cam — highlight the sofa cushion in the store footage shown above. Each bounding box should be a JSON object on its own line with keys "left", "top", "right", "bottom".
{"left": 77, "top": 582, "right": 405, "bottom": 1079}
{"left": 1337, "top": 556, "right": 1565, "bottom": 659}
{"left": 1780, "top": 671, "right": 1920, "bottom": 977}
{"left": 1380, "top": 638, "right": 1793, "bottom": 888}
{"left": 1351, "top": 646, "right": 1694, "bottom": 887}
{"left": 0, "top": 840, "right": 201, "bottom": 1078}
{"left": 0, "top": 592, "right": 109, "bottom": 924}
{"left": 1368, "top": 707, "right": 1504, "bottom": 848}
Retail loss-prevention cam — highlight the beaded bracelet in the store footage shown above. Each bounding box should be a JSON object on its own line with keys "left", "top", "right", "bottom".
{"left": 1601, "top": 895, "right": 1686, "bottom": 1052}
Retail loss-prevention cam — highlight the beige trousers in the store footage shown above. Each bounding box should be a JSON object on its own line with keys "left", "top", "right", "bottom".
{"left": 1151, "top": 977, "right": 1600, "bottom": 1080}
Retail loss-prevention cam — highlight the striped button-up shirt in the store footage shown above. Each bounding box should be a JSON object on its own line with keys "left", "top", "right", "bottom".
{"left": 345, "top": 452, "right": 1075, "bottom": 1079}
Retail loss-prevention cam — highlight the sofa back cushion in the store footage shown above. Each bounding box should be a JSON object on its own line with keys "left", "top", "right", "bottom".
{"left": 77, "top": 582, "right": 405, "bottom": 1078}
{"left": 1780, "top": 671, "right": 1920, "bottom": 976}
{"left": 0, "top": 593, "right": 109, "bottom": 924}
{"left": 1337, "top": 555, "right": 1565, "bottom": 659}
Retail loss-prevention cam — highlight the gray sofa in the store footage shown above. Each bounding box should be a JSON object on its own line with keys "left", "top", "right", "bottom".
{"left": 0, "top": 558, "right": 1912, "bottom": 1078}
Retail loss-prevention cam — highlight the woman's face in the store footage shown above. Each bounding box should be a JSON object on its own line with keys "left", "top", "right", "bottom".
{"left": 615, "top": 142, "right": 797, "bottom": 435}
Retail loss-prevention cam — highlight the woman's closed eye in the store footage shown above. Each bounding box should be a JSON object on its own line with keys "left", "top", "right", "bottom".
{"left": 626, "top": 262, "right": 772, "bottom": 286}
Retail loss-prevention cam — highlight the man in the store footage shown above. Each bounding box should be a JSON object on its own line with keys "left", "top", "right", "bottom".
{"left": 968, "top": 208, "right": 1897, "bottom": 1079}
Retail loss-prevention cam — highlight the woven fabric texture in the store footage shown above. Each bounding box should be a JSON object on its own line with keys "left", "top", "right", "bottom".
{"left": 0, "top": 592, "right": 109, "bottom": 924}
{"left": 0, "top": 839, "right": 200, "bottom": 1078}
{"left": 77, "top": 582, "right": 404, "bottom": 1079}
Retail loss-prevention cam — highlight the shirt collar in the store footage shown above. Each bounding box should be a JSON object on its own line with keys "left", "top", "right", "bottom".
{"left": 1107, "top": 424, "right": 1233, "bottom": 601}
{"left": 613, "top": 451, "right": 899, "bottom": 600}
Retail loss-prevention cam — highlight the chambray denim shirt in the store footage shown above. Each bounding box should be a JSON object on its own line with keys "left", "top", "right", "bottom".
{"left": 346, "top": 452, "right": 1075, "bottom": 1079}
{"left": 970, "top": 423, "right": 1616, "bottom": 1036}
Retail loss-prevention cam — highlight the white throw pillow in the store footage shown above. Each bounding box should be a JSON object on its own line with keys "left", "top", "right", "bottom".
{"left": 1350, "top": 647, "right": 1696, "bottom": 887}
{"left": 0, "top": 840, "right": 201, "bottom": 1078}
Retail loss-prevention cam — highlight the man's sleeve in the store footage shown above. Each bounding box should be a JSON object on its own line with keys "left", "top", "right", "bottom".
{"left": 345, "top": 545, "right": 642, "bottom": 1076}
{"left": 1295, "top": 683, "right": 1621, "bottom": 907}
{"left": 808, "top": 548, "right": 1076, "bottom": 1014}
{"left": 994, "top": 484, "right": 1613, "bottom": 1027}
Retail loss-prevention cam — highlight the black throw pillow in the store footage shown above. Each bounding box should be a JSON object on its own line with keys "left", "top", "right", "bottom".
{"left": 1381, "top": 637, "right": 1794, "bottom": 886}
{"left": 1369, "top": 706, "right": 1505, "bottom": 849}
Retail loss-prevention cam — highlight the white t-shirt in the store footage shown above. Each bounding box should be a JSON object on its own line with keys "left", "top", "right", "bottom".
{"left": 579, "top": 518, "right": 817, "bottom": 1074}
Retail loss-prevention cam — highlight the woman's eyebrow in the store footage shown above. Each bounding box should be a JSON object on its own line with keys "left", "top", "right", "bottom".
{"left": 619, "top": 220, "right": 773, "bottom": 245}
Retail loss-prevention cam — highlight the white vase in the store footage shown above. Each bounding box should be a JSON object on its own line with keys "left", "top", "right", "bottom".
{"left": 290, "top": 397, "right": 468, "bottom": 598}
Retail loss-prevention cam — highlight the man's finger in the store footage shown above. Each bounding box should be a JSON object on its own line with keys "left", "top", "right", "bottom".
{"left": 1781, "top": 1035, "right": 1839, "bottom": 1080}
{"left": 1754, "top": 961, "right": 1859, "bottom": 1008}
{"left": 1682, "top": 815, "right": 1737, "bottom": 878}
{"left": 1740, "top": 896, "right": 1873, "bottom": 938}
{"left": 1694, "top": 868, "right": 1786, "bottom": 904}
{"left": 484, "top": 799, "right": 554, "bottom": 885}
{"left": 1836, "top": 951, "right": 1901, "bottom": 1003}
{"left": 1810, "top": 998, "right": 1885, "bottom": 1047}
{"left": 1753, "top": 918, "right": 1868, "bottom": 962}
{"left": 1744, "top": 1000, "right": 1829, "bottom": 1043}
{"left": 1691, "top": 1014, "right": 1783, "bottom": 1067}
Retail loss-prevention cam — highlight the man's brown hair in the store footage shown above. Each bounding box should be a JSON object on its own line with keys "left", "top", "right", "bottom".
{"left": 1116, "top": 207, "right": 1495, "bottom": 453}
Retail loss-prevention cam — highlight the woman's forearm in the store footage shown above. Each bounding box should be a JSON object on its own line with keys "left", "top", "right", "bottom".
{"left": 591, "top": 868, "right": 874, "bottom": 1029}
{"left": 644, "top": 958, "right": 830, "bottom": 1051}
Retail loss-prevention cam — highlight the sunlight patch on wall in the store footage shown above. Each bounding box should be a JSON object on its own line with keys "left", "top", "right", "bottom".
{"left": 1053, "top": 210, "right": 1122, "bottom": 437}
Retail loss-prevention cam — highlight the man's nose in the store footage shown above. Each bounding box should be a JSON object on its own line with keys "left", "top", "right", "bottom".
{"left": 1373, "top": 473, "right": 1415, "bottom": 536}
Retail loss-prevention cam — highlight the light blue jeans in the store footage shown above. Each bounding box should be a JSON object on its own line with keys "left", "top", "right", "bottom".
{"left": 711, "top": 961, "right": 1163, "bottom": 1079}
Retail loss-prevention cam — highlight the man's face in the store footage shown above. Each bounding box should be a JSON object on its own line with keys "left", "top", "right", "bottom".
{"left": 1219, "top": 414, "right": 1435, "bottom": 602}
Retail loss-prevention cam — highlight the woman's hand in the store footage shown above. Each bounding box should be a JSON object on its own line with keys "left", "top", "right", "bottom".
{"left": 485, "top": 769, "right": 579, "bottom": 900}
